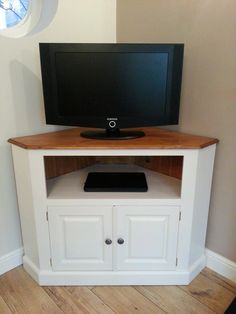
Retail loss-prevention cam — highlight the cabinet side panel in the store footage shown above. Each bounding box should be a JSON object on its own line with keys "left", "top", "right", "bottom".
{"left": 11, "top": 145, "right": 39, "bottom": 267}
{"left": 189, "top": 145, "right": 216, "bottom": 265}
{"left": 177, "top": 150, "right": 199, "bottom": 270}
{"left": 28, "top": 151, "right": 52, "bottom": 271}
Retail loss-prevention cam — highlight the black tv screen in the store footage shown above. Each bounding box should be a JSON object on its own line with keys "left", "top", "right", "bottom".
{"left": 39, "top": 43, "right": 184, "bottom": 139}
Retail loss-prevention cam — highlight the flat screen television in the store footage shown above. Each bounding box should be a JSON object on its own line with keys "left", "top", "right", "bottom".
{"left": 39, "top": 43, "right": 184, "bottom": 139}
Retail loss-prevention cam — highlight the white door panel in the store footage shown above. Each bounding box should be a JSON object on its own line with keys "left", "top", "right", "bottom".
{"left": 48, "top": 206, "right": 112, "bottom": 271}
{"left": 115, "top": 205, "right": 179, "bottom": 270}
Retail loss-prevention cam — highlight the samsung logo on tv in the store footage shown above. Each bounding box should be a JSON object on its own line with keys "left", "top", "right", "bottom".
{"left": 107, "top": 118, "right": 118, "bottom": 121}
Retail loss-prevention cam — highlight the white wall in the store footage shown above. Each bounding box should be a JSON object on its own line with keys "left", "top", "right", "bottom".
{"left": 117, "top": 0, "right": 236, "bottom": 262}
{"left": 0, "top": 0, "right": 116, "bottom": 258}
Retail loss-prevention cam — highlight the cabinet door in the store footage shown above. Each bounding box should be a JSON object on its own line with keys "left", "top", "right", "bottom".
{"left": 114, "top": 205, "right": 179, "bottom": 271}
{"left": 48, "top": 206, "right": 112, "bottom": 271}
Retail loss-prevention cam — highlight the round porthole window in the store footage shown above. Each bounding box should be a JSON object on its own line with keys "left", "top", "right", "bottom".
{"left": 0, "top": 0, "right": 43, "bottom": 38}
{"left": 0, "top": 0, "right": 30, "bottom": 29}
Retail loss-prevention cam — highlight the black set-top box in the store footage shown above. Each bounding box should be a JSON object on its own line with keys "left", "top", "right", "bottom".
{"left": 84, "top": 172, "right": 148, "bottom": 192}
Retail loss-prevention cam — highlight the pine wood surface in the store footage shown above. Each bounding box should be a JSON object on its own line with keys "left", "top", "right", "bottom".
{"left": 0, "top": 267, "right": 235, "bottom": 313}
{"left": 44, "top": 156, "right": 183, "bottom": 180}
{"left": 8, "top": 127, "right": 218, "bottom": 150}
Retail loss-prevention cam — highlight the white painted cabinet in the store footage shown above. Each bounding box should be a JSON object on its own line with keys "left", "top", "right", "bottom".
{"left": 9, "top": 127, "right": 218, "bottom": 285}
{"left": 48, "top": 204, "right": 180, "bottom": 272}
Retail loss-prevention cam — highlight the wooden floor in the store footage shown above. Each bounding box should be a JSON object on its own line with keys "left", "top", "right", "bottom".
{"left": 0, "top": 267, "right": 235, "bottom": 314}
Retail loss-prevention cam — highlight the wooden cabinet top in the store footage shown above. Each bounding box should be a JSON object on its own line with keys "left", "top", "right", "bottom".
{"left": 8, "top": 127, "right": 218, "bottom": 150}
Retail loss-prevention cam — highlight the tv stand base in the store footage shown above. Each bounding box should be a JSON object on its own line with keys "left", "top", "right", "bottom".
{"left": 80, "top": 128, "right": 145, "bottom": 140}
{"left": 23, "top": 254, "right": 206, "bottom": 286}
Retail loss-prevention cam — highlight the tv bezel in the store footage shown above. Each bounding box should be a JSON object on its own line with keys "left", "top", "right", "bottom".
{"left": 39, "top": 43, "right": 184, "bottom": 131}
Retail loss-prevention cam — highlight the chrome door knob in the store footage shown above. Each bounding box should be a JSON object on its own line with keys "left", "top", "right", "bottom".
{"left": 117, "top": 238, "right": 124, "bottom": 245}
{"left": 105, "top": 238, "right": 112, "bottom": 245}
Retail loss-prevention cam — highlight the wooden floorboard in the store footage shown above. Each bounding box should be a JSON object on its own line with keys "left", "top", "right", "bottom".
{"left": 45, "top": 286, "right": 115, "bottom": 313}
{"left": 201, "top": 268, "right": 236, "bottom": 295}
{"left": 0, "top": 268, "right": 63, "bottom": 314}
{"left": 0, "top": 266, "right": 235, "bottom": 314}
{"left": 135, "top": 285, "right": 216, "bottom": 314}
{"left": 91, "top": 286, "right": 165, "bottom": 313}
{"left": 0, "top": 296, "right": 11, "bottom": 314}
{"left": 180, "top": 272, "right": 235, "bottom": 313}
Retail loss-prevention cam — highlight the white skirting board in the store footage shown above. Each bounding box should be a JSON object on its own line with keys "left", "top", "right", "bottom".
{"left": 205, "top": 249, "right": 236, "bottom": 283}
{"left": 0, "top": 248, "right": 235, "bottom": 284}
{"left": 0, "top": 247, "right": 24, "bottom": 276}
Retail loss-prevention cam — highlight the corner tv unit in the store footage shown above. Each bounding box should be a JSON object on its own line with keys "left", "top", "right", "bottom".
{"left": 39, "top": 43, "right": 184, "bottom": 139}
{"left": 8, "top": 128, "right": 218, "bottom": 285}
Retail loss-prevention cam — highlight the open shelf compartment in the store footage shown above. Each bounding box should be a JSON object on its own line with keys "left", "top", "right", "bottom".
{"left": 44, "top": 156, "right": 183, "bottom": 201}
